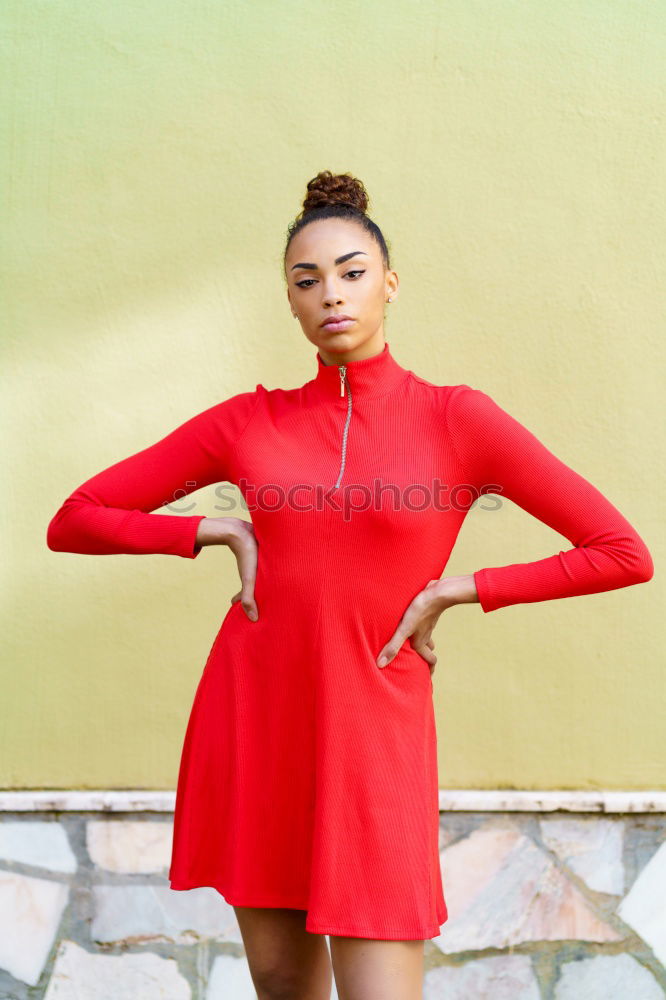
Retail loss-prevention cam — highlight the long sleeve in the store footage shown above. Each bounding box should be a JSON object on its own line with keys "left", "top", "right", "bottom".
{"left": 46, "top": 388, "right": 261, "bottom": 558}
{"left": 444, "top": 384, "right": 654, "bottom": 613}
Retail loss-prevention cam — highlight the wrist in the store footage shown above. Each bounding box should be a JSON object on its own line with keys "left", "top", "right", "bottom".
{"left": 195, "top": 516, "right": 236, "bottom": 548}
{"left": 429, "top": 574, "right": 479, "bottom": 609}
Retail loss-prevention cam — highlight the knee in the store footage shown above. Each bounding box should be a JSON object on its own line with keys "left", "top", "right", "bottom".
{"left": 252, "top": 965, "right": 308, "bottom": 1000}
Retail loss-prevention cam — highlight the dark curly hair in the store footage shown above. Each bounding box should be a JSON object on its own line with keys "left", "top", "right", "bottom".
{"left": 284, "top": 170, "right": 391, "bottom": 277}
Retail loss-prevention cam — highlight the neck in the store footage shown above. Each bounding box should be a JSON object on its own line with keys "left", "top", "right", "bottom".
{"left": 311, "top": 340, "right": 409, "bottom": 400}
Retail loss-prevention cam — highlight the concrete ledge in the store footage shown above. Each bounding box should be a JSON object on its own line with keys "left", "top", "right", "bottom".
{"left": 437, "top": 789, "right": 666, "bottom": 813}
{"left": 0, "top": 789, "right": 665, "bottom": 812}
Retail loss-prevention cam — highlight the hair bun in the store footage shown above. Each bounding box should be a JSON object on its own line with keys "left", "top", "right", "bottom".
{"left": 301, "top": 170, "right": 369, "bottom": 216}
{"left": 285, "top": 169, "right": 390, "bottom": 273}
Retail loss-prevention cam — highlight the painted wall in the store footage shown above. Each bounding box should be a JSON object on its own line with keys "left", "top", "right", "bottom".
{"left": 2, "top": 0, "right": 663, "bottom": 788}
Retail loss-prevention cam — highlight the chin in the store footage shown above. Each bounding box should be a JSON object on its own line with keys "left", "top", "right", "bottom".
{"left": 314, "top": 331, "right": 358, "bottom": 350}
{"left": 324, "top": 326, "right": 367, "bottom": 342}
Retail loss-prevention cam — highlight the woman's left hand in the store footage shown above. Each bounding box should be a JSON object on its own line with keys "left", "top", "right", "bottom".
{"left": 376, "top": 575, "right": 479, "bottom": 674}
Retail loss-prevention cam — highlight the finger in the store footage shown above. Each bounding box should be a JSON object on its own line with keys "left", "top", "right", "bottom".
{"left": 230, "top": 588, "right": 256, "bottom": 614}
{"left": 235, "top": 549, "right": 259, "bottom": 622}
{"left": 377, "top": 622, "right": 413, "bottom": 668}
{"left": 230, "top": 588, "right": 258, "bottom": 620}
{"left": 240, "top": 583, "right": 258, "bottom": 621}
{"left": 409, "top": 631, "right": 434, "bottom": 653}
{"left": 415, "top": 645, "right": 437, "bottom": 666}
{"left": 377, "top": 595, "right": 432, "bottom": 667}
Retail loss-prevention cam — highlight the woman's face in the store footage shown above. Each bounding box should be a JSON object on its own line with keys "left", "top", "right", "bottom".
{"left": 285, "top": 218, "right": 399, "bottom": 364}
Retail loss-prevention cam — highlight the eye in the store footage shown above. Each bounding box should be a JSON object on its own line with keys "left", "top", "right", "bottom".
{"left": 295, "top": 269, "right": 365, "bottom": 289}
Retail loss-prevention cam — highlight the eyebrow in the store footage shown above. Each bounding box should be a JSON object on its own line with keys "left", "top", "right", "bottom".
{"left": 290, "top": 250, "right": 368, "bottom": 272}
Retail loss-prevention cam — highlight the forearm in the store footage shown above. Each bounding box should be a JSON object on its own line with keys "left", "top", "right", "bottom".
{"left": 47, "top": 498, "right": 207, "bottom": 559}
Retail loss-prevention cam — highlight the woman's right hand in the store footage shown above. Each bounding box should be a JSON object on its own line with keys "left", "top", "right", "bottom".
{"left": 195, "top": 517, "right": 259, "bottom": 621}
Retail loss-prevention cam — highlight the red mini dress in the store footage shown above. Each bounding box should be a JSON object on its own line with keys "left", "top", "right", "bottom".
{"left": 46, "top": 340, "right": 653, "bottom": 939}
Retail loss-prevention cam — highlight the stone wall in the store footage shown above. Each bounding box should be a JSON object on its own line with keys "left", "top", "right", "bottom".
{"left": 0, "top": 796, "right": 664, "bottom": 998}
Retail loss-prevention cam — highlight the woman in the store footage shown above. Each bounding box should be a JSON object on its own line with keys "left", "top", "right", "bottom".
{"left": 47, "top": 170, "right": 654, "bottom": 998}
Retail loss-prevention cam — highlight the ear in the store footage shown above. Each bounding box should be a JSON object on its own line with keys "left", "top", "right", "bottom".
{"left": 385, "top": 269, "right": 399, "bottom": 301}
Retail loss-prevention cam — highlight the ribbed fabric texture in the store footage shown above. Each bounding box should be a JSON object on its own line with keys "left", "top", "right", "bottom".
{"left": 46, "top": 390, "right": 260, "bottom": 559}
{"left": 46, "top": 341, "right": 653, "bottom": 939}
{"left": 442, "top": 385, "right": 655, "bottom": 612}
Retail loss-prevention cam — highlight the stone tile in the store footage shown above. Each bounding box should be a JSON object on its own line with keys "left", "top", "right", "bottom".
{"left": 0, "top": 871, "right": 69, "bottom": 986}
{"left": 44, "top": 939, "right": 191, "bottom": 998}
{"left": 91, "top": 885, "right": 242, "bottom": 944}
{"left": 206, "top": 954, "right": 258, "bottom": 999}
{"left": 617, "top": 840, "right": 666, "bottom": 967}
{"left": 86, "top": 820, "right": 172, "bottom": 873}
{"left": 433, "top": 824, "right": 621, "bottom": 953}
{"left": 553, "top": 953, "right": 663, "bottom": 999}
{"left": 439, "top": 824, "right": 459, "bottom": 852}
{"left": 539, "top": 816, "right": 624, "bottom": 894}
{"left": 0, "top": 821, "right": 77, "bottom": 874}
{"left": 424, "top": 954, "right": 540, "bottom": 999}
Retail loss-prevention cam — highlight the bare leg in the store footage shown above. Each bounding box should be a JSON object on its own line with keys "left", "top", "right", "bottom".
{"left": 329, "top": 935, "right": 424, "bottom": 1000}
{"left": 233, "top": 905, "right": 333, "bottom": 1000}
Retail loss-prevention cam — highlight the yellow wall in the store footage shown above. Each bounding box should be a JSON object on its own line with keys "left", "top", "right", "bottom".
{"left": 3, "top": 1, "right": 663, "bottom": 789}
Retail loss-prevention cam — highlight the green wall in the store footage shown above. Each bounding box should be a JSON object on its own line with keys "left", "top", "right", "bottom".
{"left": 2, "top": 0, "right": 663, "bottom": 788}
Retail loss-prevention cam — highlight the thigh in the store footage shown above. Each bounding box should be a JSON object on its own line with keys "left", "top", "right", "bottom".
{"left": 233, "top": 905, "right": 333, "bottom": 999}
{"left": 329, "top": 935, "right": 424, "bottom": 1000}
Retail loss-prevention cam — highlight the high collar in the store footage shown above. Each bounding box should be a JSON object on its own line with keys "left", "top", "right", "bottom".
{"left": 311, "top": 341, "right": 409, "bottom": 400}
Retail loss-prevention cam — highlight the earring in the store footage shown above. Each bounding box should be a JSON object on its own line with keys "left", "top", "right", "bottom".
{"left": 387, "top": 297, "right": 392, "bottom": 303}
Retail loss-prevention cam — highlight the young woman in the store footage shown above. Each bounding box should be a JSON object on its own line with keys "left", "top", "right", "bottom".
{"left": 47, "top": 170, "right": 654, "bottom": 999}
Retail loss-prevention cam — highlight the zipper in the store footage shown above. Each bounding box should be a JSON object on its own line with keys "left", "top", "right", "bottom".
{"left": 333, "top": 364, "right": 352, "bottom": 489}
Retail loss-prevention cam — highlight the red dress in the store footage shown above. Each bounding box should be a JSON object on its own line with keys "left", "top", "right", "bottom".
{"left": 46, "top": 340, "right": 653, "bottom": 939}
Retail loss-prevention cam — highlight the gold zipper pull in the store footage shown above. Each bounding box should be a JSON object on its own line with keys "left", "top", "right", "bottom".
{"left": 339, "top": 365, "right": 347, "bottom": 397}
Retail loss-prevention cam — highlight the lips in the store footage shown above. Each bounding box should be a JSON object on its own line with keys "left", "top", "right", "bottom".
{"left": 321, "top": 314, "right": 354, "bottom": 328}
{"left": 322, "top": 319, "right": 356, "bottom": 333}
{"left": 321, "top": 315, "right": 356, "bottom": 332}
